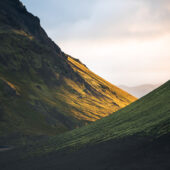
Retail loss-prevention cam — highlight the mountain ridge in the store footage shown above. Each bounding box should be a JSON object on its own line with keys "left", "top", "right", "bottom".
{"left": 0, "top": 0, "right": 136, "bottom": 138}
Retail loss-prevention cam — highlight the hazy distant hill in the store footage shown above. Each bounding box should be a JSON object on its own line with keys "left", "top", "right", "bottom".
{"left": 119, "top": 84, "right": 161, "bottom": 98}
{"left": 0, "top": 0, "right": 136, "bottom": 138}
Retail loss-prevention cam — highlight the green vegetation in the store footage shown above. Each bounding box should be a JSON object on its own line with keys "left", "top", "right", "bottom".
{"left": 29, "top": 80, "right": 170, "bottom": 155}
{"left": 0, "top": 1, "right": 169, "bottom": 169}
{"left": 0, "top": 75, "right": 169, "bottom": 170}
{"left": 0, "top": 0, "right": 136, "bottom": 140}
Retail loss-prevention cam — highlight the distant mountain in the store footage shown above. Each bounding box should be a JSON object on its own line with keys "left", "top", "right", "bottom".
{"left": 119, "top": 84, "right": 161, "bottom": 98}
{"left": 0, "top": 81, "right": 169, "bottom": 169}
{"left": 0, "top": 0, "right": 136, "bottom": 138}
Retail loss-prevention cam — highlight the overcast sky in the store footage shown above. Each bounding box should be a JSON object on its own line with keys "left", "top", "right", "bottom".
{"left": 21, "top": 0, "right": 170, "bottom": 86}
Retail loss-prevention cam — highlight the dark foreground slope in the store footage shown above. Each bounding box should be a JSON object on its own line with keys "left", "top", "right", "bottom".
{"left": 0, "top": 81, "right": 169, "bottom": 170}
{"left": 0, "top": 0, "right": 136, "bottom": 139}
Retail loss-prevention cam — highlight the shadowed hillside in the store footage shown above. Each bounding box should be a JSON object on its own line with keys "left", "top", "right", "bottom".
{"left": 0, "top": 0, "right": 136, "bottom": 139}
{"left": 0, "top": 81, "right": 169, "bottom": 170}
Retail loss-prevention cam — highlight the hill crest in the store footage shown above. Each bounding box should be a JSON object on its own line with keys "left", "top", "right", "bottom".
{"left": 0, "top": 0, "right": 136, "bottom": 136}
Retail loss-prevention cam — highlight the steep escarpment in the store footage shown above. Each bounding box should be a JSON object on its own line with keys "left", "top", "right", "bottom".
{"left": 0, "top": 0, "right": 136, "bottom": 137}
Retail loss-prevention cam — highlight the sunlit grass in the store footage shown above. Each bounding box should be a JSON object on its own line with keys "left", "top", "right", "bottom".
{"left": 0, "top": 29, "right": 136, "bottom": 138}
{"left": 29, "top": 80, "right": 170, "bottom": 156}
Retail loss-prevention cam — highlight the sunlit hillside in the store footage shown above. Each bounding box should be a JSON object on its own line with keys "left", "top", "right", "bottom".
{"left": 28, "top": 80, "right": 170, "bottom": 155}
{"left": 0, "top": 81, "right": 169, "bottom": 170}
{"left": 0, "top": 0, "right": 136, "bottom": 138}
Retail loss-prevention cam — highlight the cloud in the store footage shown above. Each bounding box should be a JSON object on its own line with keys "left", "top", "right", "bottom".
{"left": 21, "top": 0, "right": 170, "bottom": 41}
{"left": 21, "top": 0, "right": 98, "bottom": 28}
{"left": 36, "top": 0, "right": 170, "bottom": 42}
{"left": 21, "top": 0, "right": 170, "bottom": 85}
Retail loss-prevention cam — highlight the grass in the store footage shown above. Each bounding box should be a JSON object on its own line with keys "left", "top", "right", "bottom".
{"left": 0, "top": 81, "right": 169, "bottom": 169}
{"left": 0, "top": 0, "right": 136, "bottom": 138}
{"left": 28, "top": 80, "right": 170, "bottom": 155}
{"left": 0, "top": 28, "right": 136, "bottom": 139}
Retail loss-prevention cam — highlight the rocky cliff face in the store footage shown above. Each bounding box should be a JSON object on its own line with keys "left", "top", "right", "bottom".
{"left": 0, "top": 0, "right": 136, "bottom": 137}
{"left": 0, "top": 0, "right": 60, "bottom": 51}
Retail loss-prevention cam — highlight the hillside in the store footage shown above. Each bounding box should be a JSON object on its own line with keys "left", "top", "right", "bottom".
{"left": 0, "top": 81, "right": 169, "bottom": 170}
{"left": 29, "top": 80, "right": 170, "bottom": 153}
{"left": 0, "top": 0, "right": 136, "bottom": 138}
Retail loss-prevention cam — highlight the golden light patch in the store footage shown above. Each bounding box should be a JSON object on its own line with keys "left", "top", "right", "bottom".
{"left": 65, "top": 56, "right": 137, "bottom": 121}
{"left": 13, "top": 30, "right": 34, "bottom": 40}
{"left": 0, "top": 77, "right": 20, "bottom": 96}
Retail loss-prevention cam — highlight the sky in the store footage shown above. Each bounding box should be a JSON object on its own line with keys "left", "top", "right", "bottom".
{"left": 21, "top": 0, "right": 170, "bottom": 86}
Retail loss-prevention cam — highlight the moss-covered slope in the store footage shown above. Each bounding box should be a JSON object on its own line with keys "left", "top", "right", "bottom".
{"left": 0, "top": 81, "right": 169, "bottom": 170}
{"left": 0, "top": 0, "right": 136, "bottom": 137}
{"left": 32, "top": 80, "right": 170, "bottom": 154}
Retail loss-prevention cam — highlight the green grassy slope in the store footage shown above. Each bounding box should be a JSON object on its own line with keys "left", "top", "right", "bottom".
{"left": 0, "top": 0, "right": 136, "bottom": 138}
{"left": 0, "top": 81, "right": 169, "bottom": 170}
{"left": 31, "top": 80, "right": 170, "bottom": 155}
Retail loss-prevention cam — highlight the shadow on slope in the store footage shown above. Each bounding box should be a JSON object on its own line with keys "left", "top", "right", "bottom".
{"left": 0, "top": 81, "right": 169, "bottom": 170}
